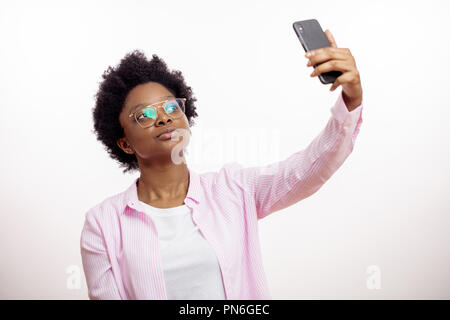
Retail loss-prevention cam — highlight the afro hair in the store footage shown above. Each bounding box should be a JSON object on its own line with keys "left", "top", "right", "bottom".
{"left": 92, "top": 49, "right": 199, "bottom": 173}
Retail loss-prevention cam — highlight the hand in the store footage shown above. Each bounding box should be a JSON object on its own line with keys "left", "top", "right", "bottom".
{"left": 305, "top": 29, "right": 363, "bottom": 111}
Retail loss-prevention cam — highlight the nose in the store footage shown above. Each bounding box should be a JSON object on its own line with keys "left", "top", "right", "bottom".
{"left": 154, "top": 107, "right": 173, "bottom": 126}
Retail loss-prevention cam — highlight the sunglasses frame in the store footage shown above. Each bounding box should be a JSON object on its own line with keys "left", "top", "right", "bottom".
{"left": 128, "top": 97, "right": 186, "bottom": 128}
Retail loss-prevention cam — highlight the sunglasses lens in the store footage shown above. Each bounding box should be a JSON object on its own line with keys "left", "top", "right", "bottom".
{"left": 164, "top": 99, "right": 184, "bottom": 117}
{"left": 136, "top": 107, "right": 157, "bottom": 127}
{"left": 134, "top": 99, "right": 185, "bottom": 128}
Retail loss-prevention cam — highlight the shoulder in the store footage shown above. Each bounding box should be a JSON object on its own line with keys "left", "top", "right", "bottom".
{"left": 199, "top": 162, "right": 254, "bottom": 197}
{"left": 84, "top": 188, "right": 127, "bottom": 223}
{"left": 218, "top": 161, "right": 258, "bottom": 185}
{"left": 197, "top": 162, "right": 243, "bottom": 183}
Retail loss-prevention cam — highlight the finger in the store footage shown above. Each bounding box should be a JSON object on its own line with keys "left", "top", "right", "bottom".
{"left": 329, "top": 81, "right": 339, "bottom": 91}
{"left": 329, "top": 72, "right": 354, "bottom": 91}
{"left": 306, "top": 47, "right": 349, "bottom": 66}
{"left": 310, "top": 60, "right": 353, "bottom": 77}
{"left": 325, "top": 29, "right": 337, "bottom": 48}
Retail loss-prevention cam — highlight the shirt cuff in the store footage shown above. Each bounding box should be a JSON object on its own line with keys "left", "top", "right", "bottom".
{"left": 330, "top": 90, "right": 363, "bottom": 123}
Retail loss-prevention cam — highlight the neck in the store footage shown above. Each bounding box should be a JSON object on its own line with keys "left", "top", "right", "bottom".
{"left": 137, "top": 160, "right": 189, "bottom": 204}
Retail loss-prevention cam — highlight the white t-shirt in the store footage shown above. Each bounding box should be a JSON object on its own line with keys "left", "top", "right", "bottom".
{"left": 138, "top": 200, "right": 226, "bottom": 300}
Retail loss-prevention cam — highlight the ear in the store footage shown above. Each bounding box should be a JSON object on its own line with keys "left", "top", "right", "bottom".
{"left": 325, "top": 29, "right": 337, "bottom": 48}
{"left": 116, "top": 137, "right": 135, "bottom": 154}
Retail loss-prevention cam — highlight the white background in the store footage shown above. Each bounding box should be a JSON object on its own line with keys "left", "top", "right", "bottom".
{"left": 0, "top": 0, "right": 449, "bottom": 299}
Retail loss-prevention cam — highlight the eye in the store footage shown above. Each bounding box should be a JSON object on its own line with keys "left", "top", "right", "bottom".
{"left": 137, "top": 107, "right": 156, "bottom": 120}
{"left": 164, "top": 102, "right": 177, "bottom": 113}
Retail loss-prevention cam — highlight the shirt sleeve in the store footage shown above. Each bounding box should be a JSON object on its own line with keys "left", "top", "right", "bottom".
{"left": 227, "top": 90, "right": 364, "bottom": 220}
{"left": 80, "top": 209, "right": 122, "bottom": 299}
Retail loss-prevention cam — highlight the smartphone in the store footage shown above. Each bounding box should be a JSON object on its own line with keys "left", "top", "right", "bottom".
{"left": 293, "top": 19, "right": 342, "bottom": 84}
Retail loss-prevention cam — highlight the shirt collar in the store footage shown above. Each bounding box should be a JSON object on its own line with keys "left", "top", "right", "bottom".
{"left": 122, "top": 166, "right": 203, "bottom": 215}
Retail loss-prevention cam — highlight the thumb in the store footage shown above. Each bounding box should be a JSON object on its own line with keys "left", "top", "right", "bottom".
{"left": 325, "top": 29, "right": 337, "bottom": 48}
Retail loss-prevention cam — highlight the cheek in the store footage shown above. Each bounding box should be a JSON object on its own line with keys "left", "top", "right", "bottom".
{"left": 135, "top": 127, "right": 156, "bottom": 142}
{"left": 124, "top": 125, "right": 155, "bottom": 150}
{"left": 180, "top": 114, "right": 190, "bottom": 128}
{"left": 127, "top": 116, "right": 191, "bottom": 158}
{"left": 129, "top": 130, "right": 157, "bottom": 158}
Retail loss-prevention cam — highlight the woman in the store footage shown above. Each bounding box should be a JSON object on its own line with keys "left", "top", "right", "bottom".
{"left": 80, "top": 30, "right": 364, "bottom": 300}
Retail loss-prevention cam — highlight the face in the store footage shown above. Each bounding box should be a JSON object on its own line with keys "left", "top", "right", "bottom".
{"left": 117, "top": 81, "right": 190, "bottom": 164}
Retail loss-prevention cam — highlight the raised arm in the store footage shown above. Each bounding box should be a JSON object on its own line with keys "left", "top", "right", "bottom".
{"left": 227, "top": 90, "right": 363, "bottom": 220}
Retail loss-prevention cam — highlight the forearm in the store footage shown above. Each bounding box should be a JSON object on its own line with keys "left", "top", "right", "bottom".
{"left": 228, "top": 92, "right": 364, "bottom": 219}
{"left": 342, "top": 88, "right": 363, "bottom": 112}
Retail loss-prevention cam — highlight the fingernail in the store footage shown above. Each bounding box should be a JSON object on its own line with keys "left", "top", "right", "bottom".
{"left": 306, "top": 60, "right": 311, "bottom": 66}
{"left": 305, "top": 52, "right": 311, "bottom": 57}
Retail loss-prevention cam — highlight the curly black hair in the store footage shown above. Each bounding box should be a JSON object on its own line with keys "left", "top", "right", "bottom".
{"left": 92, "top": 49, "right": 199, "bottom": 174}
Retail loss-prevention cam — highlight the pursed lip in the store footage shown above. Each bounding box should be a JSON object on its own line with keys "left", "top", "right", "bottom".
{"left": 156, "top": 126, "right": 177, "bottom": 138}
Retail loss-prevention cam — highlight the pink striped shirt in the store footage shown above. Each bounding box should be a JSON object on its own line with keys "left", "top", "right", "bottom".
{"left": 80, "top": 91, "right": 363, "bottom": 300}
